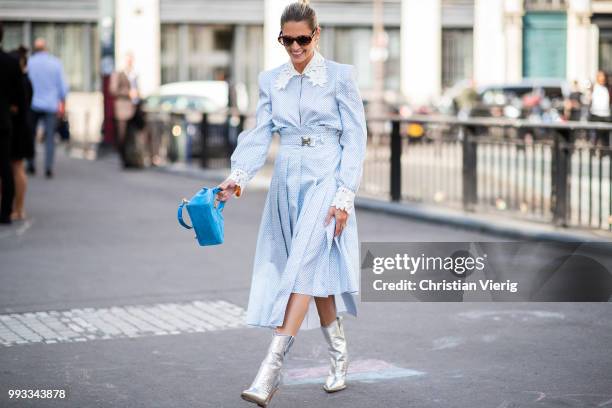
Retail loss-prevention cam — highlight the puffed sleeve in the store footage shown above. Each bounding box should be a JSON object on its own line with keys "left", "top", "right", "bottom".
{"left": 332, "top": 64, "right": 367, "bottom": 213}
{"left": 227, "top": 71, "right": 274, "bottom": 196}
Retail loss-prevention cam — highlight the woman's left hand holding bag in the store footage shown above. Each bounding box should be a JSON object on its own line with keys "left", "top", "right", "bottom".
{"left": 217, "top": 178, "right": 240, "bottom": 202}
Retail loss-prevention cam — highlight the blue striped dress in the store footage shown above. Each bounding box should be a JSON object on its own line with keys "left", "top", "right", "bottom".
{"left": 228, "top": 51, "right": 367, "bottom": 330}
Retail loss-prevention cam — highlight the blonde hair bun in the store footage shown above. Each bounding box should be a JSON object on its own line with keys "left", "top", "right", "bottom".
{"left": 281, "top": 1, "right": 317, "bottom": 31}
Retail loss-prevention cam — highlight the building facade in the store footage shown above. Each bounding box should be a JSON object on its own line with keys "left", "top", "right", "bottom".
{"left": 0, "top": 0, "right": 609, "bottom": 109}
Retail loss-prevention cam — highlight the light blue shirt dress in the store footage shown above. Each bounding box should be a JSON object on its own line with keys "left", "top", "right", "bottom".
{"left": 228, "top": 50, "right": 367, "bottom": 330}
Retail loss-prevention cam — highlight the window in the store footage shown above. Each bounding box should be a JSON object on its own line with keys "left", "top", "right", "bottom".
{"left": 590, "top": 14, "right": 612, "bottom": 74}
{"left": 327, "top": 27, "right": 400, "bottom": 93}
{"left": 214, "top": 29, "right": 233, "bottom": 51}
{"left": 334, "top": 27, "right": 373, "bottom": 89}
{"left": 522, "top": 12, "right": 567, "bottom": 78}
{"left": 442, "top": 28, "right": 473, "bottom": 88}
{"left": 161, "top": 24, "right": 179, "bottom": 84}
{"left": 161, "top": 24, "right": 233, "bottom": 84}
{"left": 1, "top": 22, "right": 24, "bottom": 51}
{"left": 188, "top": 25, "right": 232, "bottom": 81}
{"left": 188, "top": 25, "right": 210, "bottom": 80}
{"left": 599, "top": 32, "right": 612, "bottom": 73}
{"left": 34, "top": 24, "right": 85, "bottom": 92}
{"left": 29, "top": 22, "right": 99, "bottom": 92}
{"left": 524, "top": 0, "right": 567, "bottom": 11}
{"left": 384, "top": 29, "right": 401, "bottom": 91}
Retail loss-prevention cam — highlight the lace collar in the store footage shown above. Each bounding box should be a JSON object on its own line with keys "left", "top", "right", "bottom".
{"left": 274, "top": 50, "right": 328, "bottom": 91}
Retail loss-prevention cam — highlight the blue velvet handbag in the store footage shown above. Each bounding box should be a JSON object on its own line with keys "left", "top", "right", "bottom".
{"left": 177, "top": 187, "right": 225, "bottom": 246}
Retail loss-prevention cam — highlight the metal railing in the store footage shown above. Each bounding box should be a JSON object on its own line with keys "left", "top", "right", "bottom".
{"left": 363, "top": 115, "right": 612, "bottom": 232}
{"left": 145, "top": 108, "right": 611, "bottom": 232}
{"left": 144, "top": 107, "right": 246, "bottom": 168}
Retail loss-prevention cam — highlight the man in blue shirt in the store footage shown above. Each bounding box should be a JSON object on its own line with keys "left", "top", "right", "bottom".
{"left": 27, "top": 38, "right": 68, "bottom": 178}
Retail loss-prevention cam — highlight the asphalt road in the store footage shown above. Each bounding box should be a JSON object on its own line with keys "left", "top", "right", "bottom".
{"left": 0, "top": 149, "right": 610, "bottom": 408}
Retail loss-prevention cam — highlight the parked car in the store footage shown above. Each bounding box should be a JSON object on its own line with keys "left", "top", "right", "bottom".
{"left": 144, "top": 80, "right": 249, "bottom": 114}
{"left": 438, "top": 79, "right": 570, "bottom": 122}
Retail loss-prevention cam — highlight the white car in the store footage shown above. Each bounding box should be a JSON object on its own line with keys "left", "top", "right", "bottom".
{"left": 145, "top": 80, "right": 249, "bottom": 114}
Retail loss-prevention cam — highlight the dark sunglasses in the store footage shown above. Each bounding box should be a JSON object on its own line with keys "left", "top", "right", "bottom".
{"left": 277, "top": 29, "right": 317, "bottom": 47}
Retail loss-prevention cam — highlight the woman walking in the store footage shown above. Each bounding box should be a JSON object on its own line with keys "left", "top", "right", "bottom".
{"left": 216, "top": 1, "right": 367, "bottom": 406}
{"left": 9, "top": 46, "right": 33, "bottom": 221}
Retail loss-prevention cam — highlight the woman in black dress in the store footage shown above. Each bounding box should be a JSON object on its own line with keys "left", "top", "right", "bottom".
{"left": 9, "top": 46, "right": 33, "bottom": 221}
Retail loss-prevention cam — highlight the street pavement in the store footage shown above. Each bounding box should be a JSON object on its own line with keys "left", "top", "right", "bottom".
{"left": 0, "top": 148, "right": 611, "bottom": 408}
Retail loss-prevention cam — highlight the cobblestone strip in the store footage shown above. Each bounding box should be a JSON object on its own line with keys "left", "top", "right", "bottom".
{"left": 191, "top": 301, "right": 244, "bottom": 328}
{"left": 0, "top": 300, "right": 246, "bottom": 347}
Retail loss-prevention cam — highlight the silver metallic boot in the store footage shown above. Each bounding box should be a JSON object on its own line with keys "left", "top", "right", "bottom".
{"left": 321, "top": 316, "right": 348, "bottom": 392}
{"left": 241, "top": 333, "right": 295, "bottom": 407}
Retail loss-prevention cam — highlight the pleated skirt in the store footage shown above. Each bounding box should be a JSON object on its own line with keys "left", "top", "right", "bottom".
{"left": 245, "top": 127, "right": 359, "bottom": 330}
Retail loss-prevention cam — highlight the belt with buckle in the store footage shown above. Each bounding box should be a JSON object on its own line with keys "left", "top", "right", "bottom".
{"left": 279, "top": 129, "right": 340, "bottom": 147}
{"left": 301, "top": 136, "right": 314, "bottom": 146}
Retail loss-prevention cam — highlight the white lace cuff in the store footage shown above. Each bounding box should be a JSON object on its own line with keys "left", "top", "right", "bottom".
{"left": 331, "top": 186, "right": 356, "bottom": 214}
{"left": 227, "top": 168, "right": 249, "bottom": 197}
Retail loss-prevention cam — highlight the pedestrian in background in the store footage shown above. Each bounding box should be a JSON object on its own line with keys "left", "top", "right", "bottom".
{"left": 9, "top": 45, "right": 33, "bottom": 221}
{"left": 27, "top": 37, "right": 69, "bottom": 179}
{"left": 214, "top": 68, "right": 238, "bottom": 110}
{"left": 216, "top": 0, "right": 367, "bottom": 406}
{"left": 109, "top": 52, "right": 140, "bottom": 168}
{"left": 588, "top": 70, "right": 611, "bottom": 148}
{"left": 564, "top": 80, "right": 583, "bottom": 122}
{"left": 455, "top": 78, "right": 478, "bottom": 119}
{"left": 0, "top": 22, "right": 27, "bottom": 224}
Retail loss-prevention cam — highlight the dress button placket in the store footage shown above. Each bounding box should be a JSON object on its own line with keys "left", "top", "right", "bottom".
{"left": 298, "top": 75, "right": 303, "bottom": 127}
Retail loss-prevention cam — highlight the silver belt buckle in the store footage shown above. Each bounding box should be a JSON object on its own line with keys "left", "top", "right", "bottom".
{"left": 301, "top": 136, "right": 314, "bottom": 146}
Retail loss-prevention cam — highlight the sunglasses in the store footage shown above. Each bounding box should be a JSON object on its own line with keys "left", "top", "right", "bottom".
{"left": 277, "top": 29, "right": 317, "bottom": 47}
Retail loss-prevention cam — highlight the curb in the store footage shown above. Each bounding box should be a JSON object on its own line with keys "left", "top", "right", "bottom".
{"left": 356, "top": 196, "right": 611, "bottom": 244}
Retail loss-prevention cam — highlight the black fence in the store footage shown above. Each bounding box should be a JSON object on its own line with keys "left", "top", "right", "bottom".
{"left": 363, "top": 116, "right": 612, "bottom": 232}
{"left": 145, "top": 108, "right": 611, "bottom": 232}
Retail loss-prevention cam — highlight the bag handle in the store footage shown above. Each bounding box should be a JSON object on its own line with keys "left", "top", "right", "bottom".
{"left": 177, "top": 187, "right": 226, "bottom": 230}
{"left": 177, "top": 198, "right": 192, "bottom": 230}
{"left": 213, "top": 187, "right": 226, "bottom": 212}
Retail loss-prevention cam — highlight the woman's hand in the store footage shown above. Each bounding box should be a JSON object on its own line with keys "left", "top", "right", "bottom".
{"left": 216, "top": 178, "right": 239, "bottom": 203}
{"left": 324, "top": 206, "right": 349, "bottom": 237}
